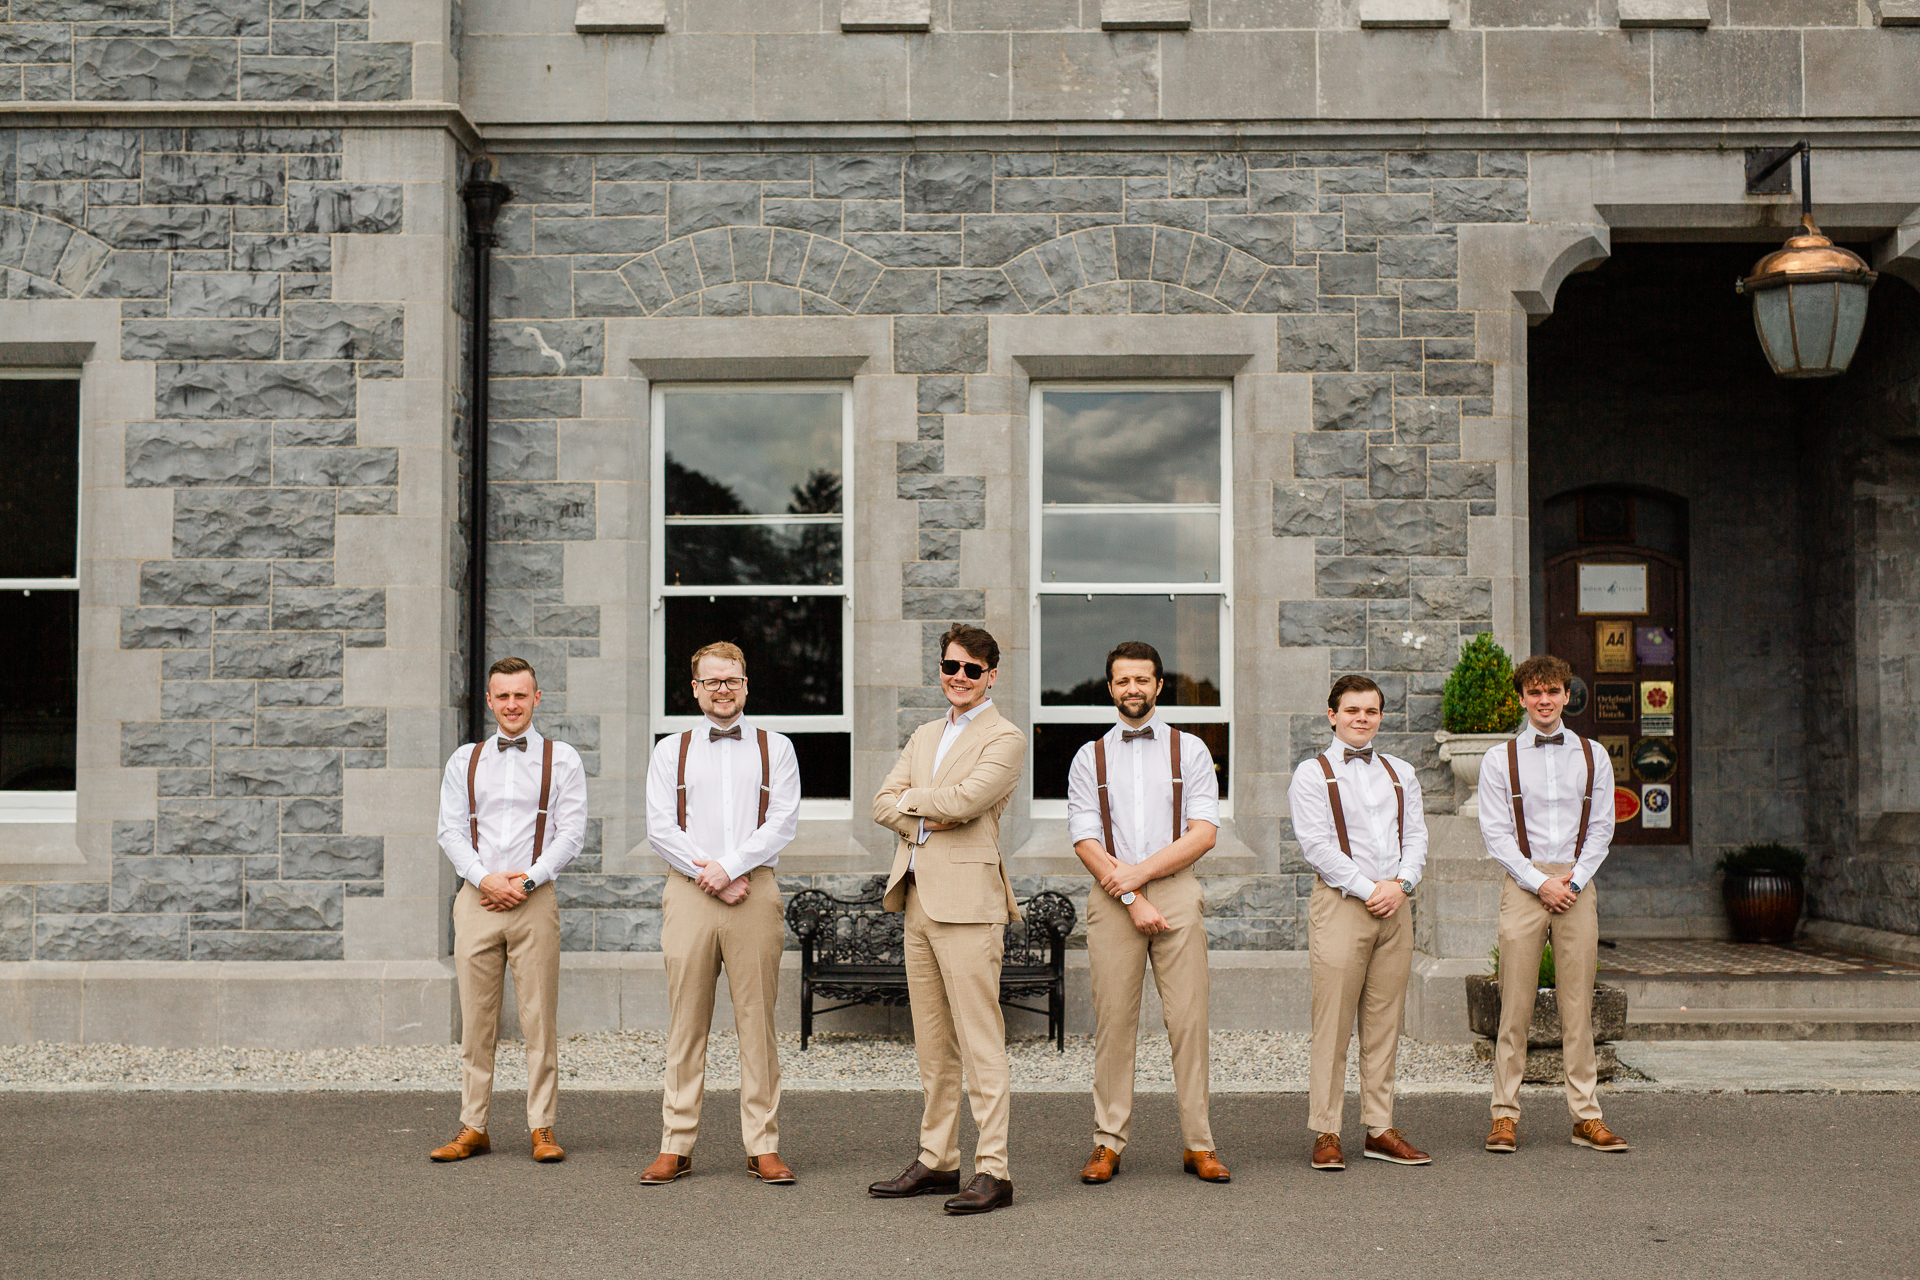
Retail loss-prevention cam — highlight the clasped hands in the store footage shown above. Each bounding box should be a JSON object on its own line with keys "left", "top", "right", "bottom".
{"left": 1363, "top": 879, "right": 1405, "bottom": 919}
{"left": 1092, "top": 855, "right": 1171, "bottom": 938}
{"left": 692, "top": 858, "right": 751, "bottom": 904}
{"left": 477, "top": 871, "right": 531, "bottom": 912}
{"left": 1536, "top": 873, "right": 1577, "bottom": 914}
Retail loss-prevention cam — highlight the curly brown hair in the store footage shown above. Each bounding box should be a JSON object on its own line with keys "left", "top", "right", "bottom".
{"left": 1512, "top": 654, "right": 1574, "bottom": 694}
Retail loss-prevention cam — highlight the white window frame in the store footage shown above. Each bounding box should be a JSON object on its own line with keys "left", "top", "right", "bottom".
{"left": 1028, "top": 381, "right": 1233, "bottom": 820}
{"left": 648, "top": 382, "right": 855, "bottom": 820}
{"left": 0, "top": 370, "right": 81, "bottom": 823}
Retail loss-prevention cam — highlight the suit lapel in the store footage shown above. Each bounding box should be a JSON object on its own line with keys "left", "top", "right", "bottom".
{"left": 931, "top": 703, "right": 999, "bottom": 789}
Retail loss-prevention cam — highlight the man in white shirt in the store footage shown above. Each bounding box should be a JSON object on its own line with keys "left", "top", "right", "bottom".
{"left": 430, "top": 656, "right": 588, "bottom": 1164}
{"left": 1287, "top": 674, "right": 1431, "bottom": 1172}
{"left": 1067, "top": 641, "right": 1228, "bottom": 1187}
{"left": 1475, "top": 653, "right": 1628, "bottom": 1155}
{"left": 640, "top": 641, "right": 801, "bottom": 1187}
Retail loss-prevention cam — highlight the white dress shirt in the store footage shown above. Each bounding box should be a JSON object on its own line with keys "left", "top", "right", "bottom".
{"left": 1065, "top": 715, "right": 1220, "bottom": 864}
{"left": 1475, "top": 721, "right": 1615, "bottom": 893}
{"left": 645, "top": 716, "right": 800, "bottom": 882}
{"left": 1288, "top": 738, "right": 1429, "bottom": 900}
{"left": 904, "top": 699, "right": 992, "bottom": 864}
{"left": 436, "top": 725, "right": 589, "bottom": 889}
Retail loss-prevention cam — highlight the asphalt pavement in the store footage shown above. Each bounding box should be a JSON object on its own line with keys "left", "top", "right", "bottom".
{"left": 6, "top": 1089, "right": 1915, "bottom": 1279}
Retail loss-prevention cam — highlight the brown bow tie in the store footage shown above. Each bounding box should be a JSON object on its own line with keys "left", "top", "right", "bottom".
{"left": 497, "top": 736, "right": 527, "bottom": 752}
{"left": 1534, "top": 733, "right": 1564, "bottom": 747}
{"left": 709, "top": 725, "right": 742, "bottom": 741}
{"left": 1343, "top": 748, "right": 1373, "bottom": 764}
{"left": 1121, "top": 727, "right": 1154, "bottom": 741}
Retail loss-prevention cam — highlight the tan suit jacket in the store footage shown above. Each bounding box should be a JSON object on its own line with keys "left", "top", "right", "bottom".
{"left": 872, "top": 703, "right": 1027, "bottom": 924}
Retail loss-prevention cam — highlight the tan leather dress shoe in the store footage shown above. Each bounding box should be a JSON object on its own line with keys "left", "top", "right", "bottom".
{"left": 1183, "top": 1150, "right": 1230, "bottom": 1182}
{"left": 1080, "top": 1146, "right": 1120, "bottom": 1183}
{"left": 1363, "top": 1129, "right": 1431, "bottom": 1165}
{"left": 429, "top": 1126, "right": 490, "bottom": 1162}
{"left": 531, "top": 1128, "right": 564, "bottom": 1162}
{"left": 748, "top": 1153, "right": 796, "bottom": 1184}
{"left": 1571, "top": 1119, "right": 1630, "bottom": 1151}
{"left": 1311, "top": 1132, "right": 1344, "bottom": 1171}
{"left": 1485, "top": 1118, "right": 1518, "bottom": 1153}
{"left": 640, "top": 1152, "right": 693, "bottom": 1184}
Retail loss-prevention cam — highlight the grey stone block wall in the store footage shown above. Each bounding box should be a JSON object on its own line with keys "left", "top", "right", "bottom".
{"left": 0, "top": 1, "right": 414, "bottom": 103}
{"left": 5, "top": 125, "right": 407, "bottom": 962}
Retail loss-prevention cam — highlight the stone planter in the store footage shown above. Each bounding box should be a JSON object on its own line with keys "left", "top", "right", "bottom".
{"left": 1465, "top": 974, "right": 1627, "bottom": 1083}
{"left": 1434, "top": 731, "right": 1514, "bottom": 816}
{"left": 1723, "top": 871, "right": 1804, "bottom": 945}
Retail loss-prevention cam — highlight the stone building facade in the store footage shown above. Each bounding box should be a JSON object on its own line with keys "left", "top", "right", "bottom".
{"left": 1, "top": 0, "right": 1917, "bottom": 1045}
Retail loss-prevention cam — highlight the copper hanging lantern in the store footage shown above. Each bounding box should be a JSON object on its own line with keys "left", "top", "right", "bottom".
{"left": 1735, "top": 143, "right": 1878, "bottom": 379}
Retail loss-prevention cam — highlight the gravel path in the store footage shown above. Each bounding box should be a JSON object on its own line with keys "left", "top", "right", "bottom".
{"left": 0, "top": 1031, "right": 1497, "bottom": 1092}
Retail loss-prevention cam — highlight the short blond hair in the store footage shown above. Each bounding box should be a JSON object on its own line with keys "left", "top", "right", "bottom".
{"left": 690, "top": 641, "right": 747, "bottom": 679}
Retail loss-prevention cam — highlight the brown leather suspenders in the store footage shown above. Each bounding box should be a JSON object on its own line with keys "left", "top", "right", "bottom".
{"left": 466, "top": 737, "right": 556, "bottom": 864}
{"left": 1093, "top": 726, "right": 1184, "bottom": 856}
{"left": 1506, "top": 734, "right": 1596, "bottom": 863}
{"left": 676, "top": 727, "right": 772, "bottom": 832}
{"left": 1314, "top": 753, "right": 1405, "bottom": 859}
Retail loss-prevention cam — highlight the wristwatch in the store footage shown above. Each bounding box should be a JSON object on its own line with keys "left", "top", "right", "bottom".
{"left": 522, "top": 876, "right": 537, "bottom": 893}
{"left": 1119, "top": 891, "right": 1137, "bottom": 905}
{"left": 1397, "top": 879, "right": 1415, "bottom": 896}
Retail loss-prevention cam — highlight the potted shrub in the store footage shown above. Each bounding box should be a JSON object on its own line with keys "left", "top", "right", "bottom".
{"left": 1433, "top": 632, "right": 1525, "bottom": 815}
{"left": 1719, "top": 842, "right": 1807, "bottom": 944}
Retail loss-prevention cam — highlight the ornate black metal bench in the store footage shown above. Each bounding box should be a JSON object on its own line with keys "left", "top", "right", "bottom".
{"left": 784, "top": 877, "right": 1077, "bottom": 1051}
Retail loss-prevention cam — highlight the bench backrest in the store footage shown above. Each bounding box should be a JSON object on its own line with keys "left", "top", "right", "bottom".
{"left": 785, "top": 876, "right": 1077, "bottom": 969}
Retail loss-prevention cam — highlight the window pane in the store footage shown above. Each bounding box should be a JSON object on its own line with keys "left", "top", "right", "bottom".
{"left": 0, "top": 380, "right": 79, "bottom": 579}
{"left": 664, "top": 523, "right": 842, "bottom": 587}
{"left": 1041, "top": 390, "right": 1220, "bottom": 505}
{"left": 0, "top": 590, "right": 76, "bottom": 789}
{"left": 1039, "top": 595, "right": 1220, "bottom": 706}
{"left": 652, "top": 729, "right": 849, "bottom": 800}
{"left": 1032, "top": 722, "right": 1228, "bottom": 801}
{"left": 663, "top": 392, "right": 842, "bottom": 517}
{"left": 1041, "top": 511, "right": 1220, "bottom": 583}
{"left": 663, "top": 596, "right": 843, "bottom": 716}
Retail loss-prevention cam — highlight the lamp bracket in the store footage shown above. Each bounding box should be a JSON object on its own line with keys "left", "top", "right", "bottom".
{"left": 1745, "top": 143, "right": 1811, "bottom": 214}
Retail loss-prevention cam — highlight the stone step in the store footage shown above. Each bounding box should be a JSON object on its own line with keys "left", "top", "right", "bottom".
{"left": 1623, "top": 1008, "right": 1920, "bottom": 1042}
{"left": 1606, "top": 973, "right": 1920, "bottom": 1011}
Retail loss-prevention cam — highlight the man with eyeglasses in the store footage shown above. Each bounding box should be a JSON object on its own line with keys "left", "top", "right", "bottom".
{"left": 430, "top": 656, "right": 588, "bottom": 1165}
{"left": 641, "top": 641, "right": 802, "bottom": 1187}
{"left": 868, "top": 625, "right": 1027, "bottom": 1216}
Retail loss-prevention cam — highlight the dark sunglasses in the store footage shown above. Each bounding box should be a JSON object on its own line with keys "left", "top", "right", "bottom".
{"left": 939, "top": 659, "right": 989, "bottom": 679}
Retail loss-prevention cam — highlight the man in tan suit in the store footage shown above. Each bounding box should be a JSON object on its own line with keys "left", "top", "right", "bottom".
{"left": 867, "top": 625, "right": 1026, "bottom": 1216}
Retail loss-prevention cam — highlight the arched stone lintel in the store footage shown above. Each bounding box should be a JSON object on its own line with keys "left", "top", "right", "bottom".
{"left": 1456, "top": 223, "right": 1612, "bottom": 325}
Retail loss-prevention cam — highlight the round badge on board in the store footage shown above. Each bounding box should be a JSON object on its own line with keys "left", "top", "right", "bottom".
{"left": 1613, "top": 786, "right": 1640, "bottom": 823}
{"left": 1631, "top": 737, "right": 1678, "bottom": 783}
{"left": 1565, "top": 676, "right": 1588, "bottom": 719}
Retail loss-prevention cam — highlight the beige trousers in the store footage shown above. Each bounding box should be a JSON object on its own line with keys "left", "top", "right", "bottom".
{"left": 1307, "top": 877, "right": 1413, "bottom": 1135}
{"left": 660, "top": 867, "right": 785, "bottom": 1157}
{"left": 1492, "top": 865, "right": 1602, "bottom": 1122}
{"left": 453, "top": 881, "right": 561, "bottom": 1131}
{"left": 1086, "top": 868, "right": 1213, "bottom": 1155}
{"left": 905, "top": 883, "right": 1011, "bottom": 1180}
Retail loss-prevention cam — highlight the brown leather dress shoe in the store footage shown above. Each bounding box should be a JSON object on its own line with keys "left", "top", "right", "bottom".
{"left": 1485, "top": 1118, "right": 1518, "bottom": 1153}
{"left": 1363, "top": 1129, "right": 1431, "bottom": 1166}
{"left": 943, "top": 1173, "right": 1013, "bottom": 1215}
{"left": 1571, "top": 1118, "right": 1630, "bottom": 1152}
{"left": 1183, "top": 1150, "right": 1231, "bottom": 1182}
{"left": 1311, "top": 1132, "right": 1344, "bottom": 1171}
{"left": 747, "top": 1153, "right": 796, "bottom": 1184}
{"left": 868, "top": 1160, "right": 961, "bottom": 1198}
{"left": 531, "top": 1128, "right": 564, "bottom": 1163}
{"left": 1080, "top": 1146, "right": 1120, "bottom": 1184}
{"left": 640, "top": 1152, "right": 693, "bottom": 1184}
{"left": 428, "top": 1126, "right": 490, "bottom": 1162}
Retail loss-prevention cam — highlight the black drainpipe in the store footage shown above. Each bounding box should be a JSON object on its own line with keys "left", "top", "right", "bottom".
{"left": 461, "top": 159, "right": 512, "bottom": 741}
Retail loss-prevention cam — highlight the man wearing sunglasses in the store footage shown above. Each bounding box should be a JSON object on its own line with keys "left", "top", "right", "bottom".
{"left": 641, "top": 641, "right": 802, "bottom": 1187}
{"left": 869, "top": 625, "right": 1027, "bottom": 1216}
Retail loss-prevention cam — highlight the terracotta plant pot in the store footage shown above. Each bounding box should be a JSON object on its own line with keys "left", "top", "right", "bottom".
{"left": 1723, "top": 871, "right": 1804, "bottom": 945}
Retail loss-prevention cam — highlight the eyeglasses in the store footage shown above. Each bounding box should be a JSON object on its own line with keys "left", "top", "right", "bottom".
{"left": 939, "top": 659, "right": 989, "bottom": 679}
{"left": 694, "top": 677, "right": 746, "bottom": 693}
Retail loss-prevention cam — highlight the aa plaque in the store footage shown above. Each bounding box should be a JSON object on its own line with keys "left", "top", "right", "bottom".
{"left": 1600, "top": 735, "right": 1630, "bottom": 775}
{"left": 1595, "top": 620, "right": 1634, "bottom": 673}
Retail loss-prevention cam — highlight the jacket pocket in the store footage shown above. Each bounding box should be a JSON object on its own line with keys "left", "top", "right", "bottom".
{"left": 945, "top": 839, "right": 1000, "bottom": 865}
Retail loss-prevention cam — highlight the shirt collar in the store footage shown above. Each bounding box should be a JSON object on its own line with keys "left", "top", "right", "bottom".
{"left": 1327, "top": 735, "right": 1378, "bottom": 761}
{"left": 1112, "top": 713, "right": 1165, "bottom": 741}
{"left": 948, "top": 699, "right": 991, "bottom": 728}
{"left": 704, "top": 713, "right": 747, "bottom": 733}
